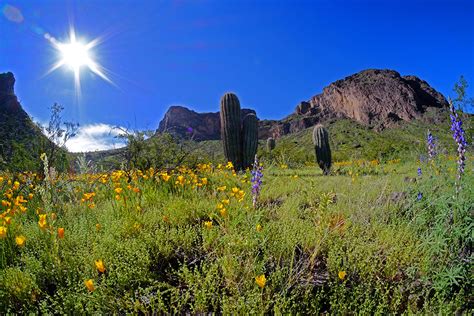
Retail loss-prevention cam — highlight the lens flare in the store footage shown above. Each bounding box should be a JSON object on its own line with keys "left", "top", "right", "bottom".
{"left": 46, "top": 28, "right": 114, "bottom": 97}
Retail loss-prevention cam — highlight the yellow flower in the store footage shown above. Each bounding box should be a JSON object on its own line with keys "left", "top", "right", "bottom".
{"left": 114, "top": 187, "right": 123, "bottom": 194}
{"left": 115, "top": 194, "right": 121, "bottom": 201}
{"left": 221, "top": 199, "right": 230, "bottom": 205}
{"left": 96, "top": 223, "right": 101, "bottom": 231}
{"left": 256, "top": 224, "right": 262, "bottom": 232}
{"left": 201, "top": 178, "right": 208, "bottom": 185}
{"left": 338, "top": 271, "right": 347, "bottom": 280}
{"left": 84, "top": 279, "right": 95, "bottom": 292}
{"left": 28, "top": 193, "right": 34, "bottom": 200}
{"left": 57, "top": 227, "right": 65, "bottom": 239}
{"left": 13, "top": 181, "right": 20, "bottom": 190}
{"left": 219, "top": 208, "right": 227, "bottom": 217}
{"left": 204, "top": 221, "right": 213, "bottom": 229}
{"left": 176, "top": 175, "right": 185, "bottom": 186}
{"left": 0, "top": 226, "right": 7, "bottom": 238}
{"left": 15, "top": 235, "right": 26, "bottom": 247}
{"left": 255, "top": 274, "right": 266, "bottom": 288}
{"left": 95, "top": 259, "right": 106, "bottom": 273}
{"left": 38, "top": 214, "right": 47, "bottom": 229}
{"left": 226, "top": 161, "right": 234, "bottom": 169}
{"left": 217, "top": 185, "right": 226, "bottom": 192}
{"left": 4, "top": 216, "right": 12, "bottom": 225}
{"left": 161, "top": 173, "right": 171, "bottom": 182}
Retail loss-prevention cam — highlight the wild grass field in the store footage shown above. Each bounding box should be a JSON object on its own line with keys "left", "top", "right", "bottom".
{"left": 0, "top": 149, "right": 472, "bottom": 313}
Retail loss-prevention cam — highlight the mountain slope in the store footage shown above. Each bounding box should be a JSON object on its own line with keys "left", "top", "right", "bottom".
{"left": 0, "top": 72, "right": 57, "bottom": 171}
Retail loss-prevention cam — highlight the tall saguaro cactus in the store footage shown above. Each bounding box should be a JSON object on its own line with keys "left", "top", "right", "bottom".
{"left": 220, "top": 93, "right": 243, "bottom": 170}
{"left": 220, "top": 93, "right": 258, "bottom": 170}
{"left": 312, "top": 124, "right": 331, "bottom": 175}
{"left": 242, "top": 113, "right": 258, "bottom": 169}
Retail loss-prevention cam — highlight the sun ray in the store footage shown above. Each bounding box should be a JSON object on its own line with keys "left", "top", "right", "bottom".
{"left": 45, "top": 26, "right": 114, "bottom": 96}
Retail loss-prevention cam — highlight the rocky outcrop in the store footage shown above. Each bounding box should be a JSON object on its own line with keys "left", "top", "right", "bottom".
{"left": 297, "top": 69, "right": 448, "bottom": 127}
{"left": 0, "top": 72, "right": 15, "bottom": 95}
{"left": 157, "top": 105, "right": 256, "bottom": 141}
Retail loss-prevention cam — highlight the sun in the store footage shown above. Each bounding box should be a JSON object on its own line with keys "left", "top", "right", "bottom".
{"left": 46, "top": 28, "right": 113, "bottom": 96}
{"left": 58, "top": 40, "right": 92, "bottom": 71}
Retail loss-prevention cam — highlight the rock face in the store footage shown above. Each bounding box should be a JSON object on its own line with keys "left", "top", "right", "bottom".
{"left": 156, "top": 69, "right": 449, "bottom": 140}
{"left": 0, "top": 72, "right": 15, "bottom": 95}
{"left": 297, "top": 69, "right": 448, "bottom": 127}
{"left": 157, "top": 106, "right": 256, "bottom": 141}
{"left": 0, "top": 72, "right": 49, "bottom": 167}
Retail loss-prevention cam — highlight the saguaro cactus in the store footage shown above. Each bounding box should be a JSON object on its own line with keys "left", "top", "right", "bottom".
{"left": 242, "top": 113, "right": 258, "bottom": 169}
{"left": 220, "top": 93, "right": 243, "bottom": 170}
{"left": 220, "top": 93, "right": 259, "bottom": 170}
{"left": 312, "top": 124, "right": 331, "bottom": 175}
{"left": 266, "top": 137, "right": 275, "bottom": 151}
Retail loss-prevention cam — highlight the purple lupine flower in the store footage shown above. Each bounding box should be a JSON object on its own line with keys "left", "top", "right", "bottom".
{"left": 449, "top": 102, "right": 467, "bottom": 185}
{"left": 417, "top": 192, "right": 423, "bottom": 201}
{"left": 251, "top": 155, "right": 263, "bottom": 208}
{"left": 417, "top": 167, "right": 422, "bottom": 176}
{"left": 427, "top": 130, "right": 437, "bottom": 159}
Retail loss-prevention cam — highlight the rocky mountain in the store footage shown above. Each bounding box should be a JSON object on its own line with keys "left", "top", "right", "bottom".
{"left": 157, "top": 105, "right": 256, "bottom": 141}
{"left": 157, "top": 69, "right": 450, "bottom": 140}
{"left": 0, "top": 72, "right": 52, "bottom": 170}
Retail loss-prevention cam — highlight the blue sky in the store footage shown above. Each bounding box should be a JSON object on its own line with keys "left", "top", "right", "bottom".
{"left": 1, "top": 0, "right": 473, "bottom": 151}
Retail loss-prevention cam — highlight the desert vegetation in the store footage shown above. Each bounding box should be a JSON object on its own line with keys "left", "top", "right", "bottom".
{"left": 0, "top": 95, "right": 472, "bottom": 313}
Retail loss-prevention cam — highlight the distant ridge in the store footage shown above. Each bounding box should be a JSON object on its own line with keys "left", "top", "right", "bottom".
{"left": 157, "top": 69, "right": 450, "bottom": 140}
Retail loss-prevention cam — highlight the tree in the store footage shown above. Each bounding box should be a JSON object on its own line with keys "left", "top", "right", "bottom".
{"left": 40, "top": 103, "right": 79, "bottom": 172}
{"left": 453, "top": 75, "right": 474, "bottom": 113}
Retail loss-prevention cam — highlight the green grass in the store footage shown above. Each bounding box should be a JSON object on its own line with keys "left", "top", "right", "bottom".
{"left": 0, "top": 153, "right": 472, "bottom": 313}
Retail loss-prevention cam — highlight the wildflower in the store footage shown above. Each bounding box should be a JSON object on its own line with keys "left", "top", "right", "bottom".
{"left": 251, "top": 156, "right": 263, "bottom": 208}
{"left": 176, "top": 175, "right": 185, "bottom": 186}
{"left": 38, "top": 214, "right": 47, "bottom": 229}
{"left": 219, "top": 208, "right": 227, "bottom": 217}
{"left": 226, "top": 161, "right": 234, "bottom": 170}
{"left": 114, "top": 187, "right": 123, "bottom": 194}
{"left": 95, "top": 259, "right": 106, "bottom": 273}
{"left": 256, "top": 224, "right": 262, "bottom": 232}
{"left": 200, "top": 178, "right": 208, "bottom": 185}
{"left": 4, "top": 216, "right": 12, "bottom": 225}
{"left": 204, "top": 221, "right": 213, "bottom": 229}
{"left": 417, "top": 168, "right": 422, "bottom": 176}
{"left": 96, "top": 223, "right": 101, "bottom": 231}
{"left": 427, "top": 130, "right": 437, "bottom": 159}
{"left": 28, "top": 193, "right": 34, "bottom": 200}
{"left": 84, "top": 279, "right": 95, "bottom": 292}
{"left": 161, "top": 173, "right": 171, "bottom": 182}
{"left": 417, "top": 192, "right": 423, "bottom": 201}
{"left": 255, "top": 274, "right": 266, "bottom": 288}
{"left": 0, "top": 226, "right": 7, "bottom": 238}
{"left": 15, "top": 235, "right": 26, "bottom": 247}
{"left": 221, "top": 199, "right": 230, "bottom": 205}
{"left": 338, "top": 271, "right": 347, "bottom": 280}
{"left": 217, "top": 185, "right": 226, "bottom": 192}
{"left": 57, "top": 227, "right": 65, "bottom": 239}
{"left": 449, "top": 101, "right": 467, "bottom": 190}
{"left": 13, "top": 181, "right": 20, "bottom": 190}
{"left": 115, "top": 195, "right": 121, "bottom": 201}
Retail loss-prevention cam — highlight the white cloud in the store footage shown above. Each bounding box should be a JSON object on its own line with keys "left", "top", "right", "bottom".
{"left": 65, "top": 123, "right": 127, "bottom": 153}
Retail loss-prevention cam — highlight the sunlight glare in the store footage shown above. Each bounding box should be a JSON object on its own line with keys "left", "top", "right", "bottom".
{"left": 46, "top": 28, "right": 114, "bottom": 97}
